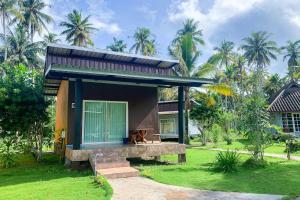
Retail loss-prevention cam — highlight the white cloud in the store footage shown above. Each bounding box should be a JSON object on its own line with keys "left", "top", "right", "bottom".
{"left": 86, "top": 0, "right": 121, "bottom": 35}
{"left": 168, "top": 0, "right": 264, "bottom": 37}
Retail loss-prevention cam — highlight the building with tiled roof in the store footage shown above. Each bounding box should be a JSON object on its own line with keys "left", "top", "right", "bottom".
{"left": 268, "top": 81, "right": 300, "bottom": 136}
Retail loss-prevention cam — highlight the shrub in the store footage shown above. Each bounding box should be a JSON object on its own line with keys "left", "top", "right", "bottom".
{"left": 242, "top": 157, "right": 268, "bottom": 168}
{"left": 211, "top": 150, "right": 240, "bottom": 173}
{"left": 211, "top": 124, "right": 222, "bottom": 144}
{"left": 0, "top": 138, "right": 20, "bottom": 168}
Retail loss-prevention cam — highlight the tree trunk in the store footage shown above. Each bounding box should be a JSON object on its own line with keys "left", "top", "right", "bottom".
{"left": 2, "top": 14, "right": 7, "bottom": 60}
{"left": 184, "top": 87, "right": 190, "bottom": 144}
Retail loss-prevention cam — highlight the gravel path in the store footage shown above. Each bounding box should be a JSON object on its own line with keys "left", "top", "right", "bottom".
{"left": 109, "top": 177, "right": 282, "bottom": 200}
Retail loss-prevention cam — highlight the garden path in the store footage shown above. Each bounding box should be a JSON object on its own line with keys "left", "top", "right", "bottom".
{"left": 109, "top": 177, "right": 282, "bottom": 200}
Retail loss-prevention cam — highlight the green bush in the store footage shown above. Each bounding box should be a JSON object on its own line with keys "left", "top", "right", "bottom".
{"left": 0, "top": 139, "right": 20, "bottom": 168}
{"left": 243, "top": 157, "right": 268, "bottom": 168}
{"left": 211, "top": 150, "right": 240, "bottom": 173}
{"left": 211, "top": 124, "right": 222, "bottom": 144}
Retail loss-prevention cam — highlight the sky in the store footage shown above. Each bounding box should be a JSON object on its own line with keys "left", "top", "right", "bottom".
{"left": 42, "top": 0, "right": 300, "bottom": 77}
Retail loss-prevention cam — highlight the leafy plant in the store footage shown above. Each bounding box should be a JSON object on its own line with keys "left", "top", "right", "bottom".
{"left": 211, "top": 124, "right": 222, "bottom": 145}
{"left": 243, "top": 157, "right": 268, "bottom": 168}
{"left": 0, "top": 136, "right": 21, "bottom": 168}
{"left": 211, "top": 150, "right": 240, "bottom": 173}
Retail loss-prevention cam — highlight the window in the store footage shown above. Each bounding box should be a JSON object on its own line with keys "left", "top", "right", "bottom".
{"left": 294, "top": 114, "right": 300, "bottom": 132}
{"left": 83, "top": 101, "right": 127, "bottom": 143}
{"left": 282, "top": 113, "right": 294, "bottom": 133}
{"left": 160, "top": 118, "right": 176, "bottom": 135}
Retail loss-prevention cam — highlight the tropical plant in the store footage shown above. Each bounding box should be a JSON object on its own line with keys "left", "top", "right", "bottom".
{"left": 219, "top": 111, "right": 236, "bottom": 145}
{"left": 18, "top": 0, "right": 52, "bottom": 42}
{"left": 172, "top": 18, "right": 204, "bottom": 47}
{"left": 212, "top": 150, "right": 240, "bottom": 173}
{"left": 241, "top": 31, "right": 278, "bottom": 88}
{"left": 106, "top": 37, "right": 127, "bottom": 52}
{"left": 190, "top": 94, "right": 220, "bottom": 145}
{"left": 281, "top": 40, "right": 300, "bottom": 67}
{"left": 0, "top": 0, "right": 20, "bottom": 60}
{"left": 130, "top": 27, "right": 156, "bottom": 56}
{"left": 43, "top": 32, "right": 61, "bottom": 44}
{"left": 1, "top": 25, "right": 44, "bottom": 68}
{"left": 264, "top": 74, "right": 286, "bottom": 99}
{"left": 211, "top": 123, "right": 222, "bottom": 144}
{"left": 208, "top": 40, "right": 235, "bottom": 69}
{"left": 60, "top": 9, "right": 97, "bottom": 47}
{"left": 0, "top": 64, "right": 50, "bottom": 161}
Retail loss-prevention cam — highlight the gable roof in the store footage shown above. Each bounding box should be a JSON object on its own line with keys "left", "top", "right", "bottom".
{"left": 268, "top": 81, "right": 300, "bottom": 112}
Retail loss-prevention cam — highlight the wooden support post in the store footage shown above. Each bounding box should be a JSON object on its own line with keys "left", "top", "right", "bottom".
{"left": 178, "top": 86, "right": 184, "bottom": 144}
{"left": 74, "top": 79, "right": 82, "bottom": 150}
{"left": 178, "top": 154, "right": 186, "bottom": 163}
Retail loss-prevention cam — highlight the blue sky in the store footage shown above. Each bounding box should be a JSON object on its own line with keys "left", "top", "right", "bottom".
{"left": 43, "top": 0, "right": 300, "bottom": 77}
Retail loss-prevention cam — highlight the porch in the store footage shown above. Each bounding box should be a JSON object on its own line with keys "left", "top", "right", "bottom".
{"left": 65, "top": 142, "right": 186, "bottom": 162}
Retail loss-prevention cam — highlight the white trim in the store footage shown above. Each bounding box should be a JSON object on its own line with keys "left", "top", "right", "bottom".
{"left": 82, "top": 100, "right": 128, "bottom": 144}
{"left": 159, "top": 111, "right": 178, "bottom": 115}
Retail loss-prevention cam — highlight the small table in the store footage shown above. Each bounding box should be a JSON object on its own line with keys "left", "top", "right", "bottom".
{"left": 130, "top": 128, "right": 154, "bottom": 144}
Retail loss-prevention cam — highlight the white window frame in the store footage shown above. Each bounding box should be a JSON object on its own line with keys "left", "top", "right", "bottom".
{"left": 82, "top": 100, "right": 128, "bottom": 144}
{"left": 281, "top": 112, "right": 300, "bottom": 137}
{"left": 160, "top": 118, "right": 176, "bottom": 135}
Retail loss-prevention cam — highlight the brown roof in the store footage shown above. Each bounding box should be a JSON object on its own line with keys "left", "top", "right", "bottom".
{"left": 268, "top": 81, "right": 300, "bottom": 112}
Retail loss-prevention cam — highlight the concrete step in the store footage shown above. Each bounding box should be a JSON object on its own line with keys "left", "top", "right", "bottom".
{"left": 97, "top": 161, "right": 130, "bottom": 169}
{"left": 97, "top": 167, "right": 139, "bottom": 179}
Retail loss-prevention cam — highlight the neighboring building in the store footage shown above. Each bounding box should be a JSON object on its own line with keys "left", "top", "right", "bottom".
{"left": 158, "top": 100, "right": 200, "bottom": 139}
{"left": 268, "top": 81, "right": 300, "bottom": 137}
{"left": 43, "top": 44, "right": 212, "bottom": 169}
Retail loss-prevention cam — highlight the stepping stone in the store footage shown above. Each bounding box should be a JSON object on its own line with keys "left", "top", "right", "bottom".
{"left": 97, "top": 166, "right": 139, "bottom": 179}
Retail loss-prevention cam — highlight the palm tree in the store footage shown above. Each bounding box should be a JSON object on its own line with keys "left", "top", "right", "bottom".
{"left": 2, "top": 25, "right": 44, "bottom": 68}
{"left": 19, "top": 0, "right": 52, "bottom": 42}
{"left": 264, "top": 74, "right": 286, "bottom": 99}
{"left": 173, "top": 19, "right": 204, "bottom": 47}
{"left": 43, "top": 32, "right": 60, "bottom": 44}
{"left": 281, "top": 40, "right": 300, "bottom": 67}
{"left": 0, "top": 0, "right": 19, "bottom": 60}
{"left": 60, "top": 10, "right": 97, "bottom": 47}
{"left": 130, "top": 27, "right": 156, "bottom": 56}
{"left": 241, "top": 31, "right": 278, "bottom": 88}
{"left": 106, "top": 37, "right": 127, "bottom": 52}
{"left": 208, "top": 40, "right": 235, "bottom": 69}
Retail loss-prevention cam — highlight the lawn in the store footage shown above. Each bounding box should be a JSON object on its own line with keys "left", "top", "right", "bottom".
{"left": 138, "top": 148, "right": 300, "bottom": 195}
{"left": 0, "top": 154, "right": 112, "bottom": 200}
{"left": 191, "top": 137, "right": 300, "bottom": 156}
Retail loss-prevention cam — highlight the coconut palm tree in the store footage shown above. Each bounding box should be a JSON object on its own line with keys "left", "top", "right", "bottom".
{"left": 60, "top": 10, "right": 97, "bottom": 47}
{"left": 43, "top": 32, "right": 60, "bottom": 44}
{"left": 208, "top": 40, "right": 235, "bottom": 69}
{"left": 281, "top": 40, "right": 300, "bottom": 67}
{"left": 106, "top": 37, "right": 127, "bottom": 52}
{"left": 18, "top": 0, "right": 52, "bottom": 42}
{"left": 2, "top": 25, "right": 44, "bottom": 68}
{"left": 0, "top": 0, "right": 20, "bottom": 60}
{"left": 173, "top": 18, "right": 204, "bottom": 47}
{"left": 240, "top": 31, "right": 278, "bottom": 88}
{"left": 130, "top": 27, "right": 156, "bottom": 56}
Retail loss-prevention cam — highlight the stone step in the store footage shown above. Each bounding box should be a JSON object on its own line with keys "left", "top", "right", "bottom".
{"left": 97, "top": 161, "right": 130, "bottom": 170}
{"left": 97, "top": 167, "right": 139, "bottom": 179}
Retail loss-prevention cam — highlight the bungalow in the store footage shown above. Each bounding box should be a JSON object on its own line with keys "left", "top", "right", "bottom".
{"left": 44, "top": 44, "right": 212, "bottom": 177}
{"left": 158, "top": 100, "right": 200, "bottom": 139}
{"left": 268, "top": 81, "right": 300, "bottom": 137}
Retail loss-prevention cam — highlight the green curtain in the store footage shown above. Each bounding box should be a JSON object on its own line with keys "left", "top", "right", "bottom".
{"left": 83, "top": 101, "right": 126, "bottom": 143}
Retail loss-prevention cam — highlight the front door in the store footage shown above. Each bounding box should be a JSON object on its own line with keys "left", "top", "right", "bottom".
{"left": 293, "top": 113, "right": 300, "bottom": 137}
{"left": 82, "top": 101, "right": 127, "bottom": 144}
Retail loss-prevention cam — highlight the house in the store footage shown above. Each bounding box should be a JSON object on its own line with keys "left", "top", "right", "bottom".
{"left": 158, "top": 100, "right": 200, "bottom": 139}
{"left": 268, "top": 81, "right": 300, "bottom": 137}
{"left": 44, "top": 44, "right": 212, "bottom": 174}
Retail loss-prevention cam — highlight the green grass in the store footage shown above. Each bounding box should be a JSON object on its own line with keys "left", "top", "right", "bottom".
{"left": 137, "top": 148, "right": 300, "bottom": 195}
{"left": 0, "top": 154, "right": 112, "bottom": 200}
{"left": 191, "top": 137, "right": 300, "bottom": 156}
